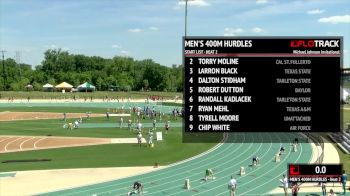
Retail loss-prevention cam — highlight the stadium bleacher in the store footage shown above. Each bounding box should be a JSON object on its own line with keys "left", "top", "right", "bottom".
{"left": 343, "top": 132, "right": 350, "bottom": 140}
{"left": 328, "top": 130, "right": 350, "bottom": 154}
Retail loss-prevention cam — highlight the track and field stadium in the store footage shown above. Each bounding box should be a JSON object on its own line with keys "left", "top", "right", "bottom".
{"left": 0, "top": 98, "right": 348, "bottom": 196}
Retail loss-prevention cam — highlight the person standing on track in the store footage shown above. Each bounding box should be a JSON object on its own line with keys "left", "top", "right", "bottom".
{"left": 148, "top": 129, "right": 154, "bottom": 147}
{"left": 280, "top": 174, "right": 288, "bottom": 196}
{"left": 291, "top": 182, "right": 300, "bottom": 196}
{"left": 137, "top": 110, "right": 140, "bottom": 120}
{"left": 63, "top": 112, "right": 66, "bottom": 122}
{"left": 158, "top": 110, "right": 162, "bottom": 121}
{"left": 153, "top": 119, "right": 156, "bottom": 129}
{"left": 165, "top": 121, "right": 170, "bottom": 134}
{"left": 120, "top": 117, "right": 124, "bottom": 128}
{"left": 74, "top": 120, "right": 79, "bottom": 129}
{"left": 106, "top": 111, "right": 110, "bottom": 120}
{"left": 341, "top": 170, "right": 348, "bottom": 195}
{"left": 321, "top": 182, "right": 327, "bottom": 196}
{"left": 137, "top": 131, "right": 142, "bottom": 147}
{"left": 137, "top": 121, "right": 142, "bottom": 132}
{"left": 128, "top": 119, "right": 132, "bottom": 131}
{"left": 228, "top": 176, "right": 237, "bottom": 196}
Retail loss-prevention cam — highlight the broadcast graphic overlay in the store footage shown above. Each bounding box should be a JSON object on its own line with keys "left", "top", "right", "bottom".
{"left": 183, "top": 37, "right": 342, "bottom": 142}
{"left": 288, "top": 164, "right": 343, "bottom": 183}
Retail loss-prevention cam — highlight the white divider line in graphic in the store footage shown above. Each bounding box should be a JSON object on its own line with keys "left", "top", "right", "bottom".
{"left": 20, "top": 137, "right": 35, "bottom": 150}
{"left": 34, "top": 137, "right": 47, "bottom": 149}
{"left": 4, "top": 137, "right": 24, "bottom": 151}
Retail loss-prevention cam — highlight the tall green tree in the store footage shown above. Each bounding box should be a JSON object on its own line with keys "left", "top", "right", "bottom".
{"left": 1, "top": 49, "right": 184, "bottom": 92}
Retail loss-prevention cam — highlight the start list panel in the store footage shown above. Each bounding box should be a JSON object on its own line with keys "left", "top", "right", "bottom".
{"left": 184, "top": 36, "right": 342, "bottom": 133}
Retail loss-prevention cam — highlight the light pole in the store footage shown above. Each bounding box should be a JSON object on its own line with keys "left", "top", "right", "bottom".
{"left": 185, "top": 0, "right": 188, "bottom": 37}
{"left": 0, "top": 50, "right": 6, "bottom": 91}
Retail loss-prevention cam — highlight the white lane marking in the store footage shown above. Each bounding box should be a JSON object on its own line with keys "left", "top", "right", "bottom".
{"left": 34, "top": 137, "right": 47, "bottom": 149}
{"left": 50, "top": 134, "right": 233, "bottom": 196}
{"left": 20, "top": 137, "right": 36, "bottom": 150}
{"left": 4, "top": 137, "right": 24, "bottom": 151}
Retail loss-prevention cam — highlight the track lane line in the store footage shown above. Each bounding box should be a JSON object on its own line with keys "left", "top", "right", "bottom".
{"left": 99, "top": 133, "right": 257, "bottom": 195}
{"left": 0, "top": 137, "right": 13, "bottom": 152}
{"left": 244, "top": 136, "right": 304, "bottom": 195}
{"left": 53, "top": 133, "right": 240, "bottom": 196}
{"left": 191, "top": 132, "right": 277, "bottom": 196}
{"left": 0, "top": 136, "right": 10, "bottom": 143}
{"left": 214, "top": 132, "right": 292, "bottom": 196}
{"left": 20, "top": 137, "right": 36, "bottom": 150}
{"left": 41, "top": 133, "right": 233, "bottom": 196}
{"left": 34, "top": 137, "right": 47, "bottom": 149}
{"left": 4, "top": 137, "right": 24, "bottom": 151}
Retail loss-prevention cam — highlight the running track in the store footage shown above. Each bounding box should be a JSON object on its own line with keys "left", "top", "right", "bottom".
{"left": 38, "top": 132, "right": 312, "bottom": 196}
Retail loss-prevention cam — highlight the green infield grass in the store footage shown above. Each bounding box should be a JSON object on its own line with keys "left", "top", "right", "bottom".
{"left": 0, "top": 106, "right": 221, "bottom": 172}
{"left": 0, "top": 129, "right": 221, "bottom": 172}
{"left": 0, "top": 110, "right": 181, "bottom": 138}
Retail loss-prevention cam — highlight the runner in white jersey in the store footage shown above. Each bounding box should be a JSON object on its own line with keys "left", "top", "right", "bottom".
{"left": 228, "top": 176, "right": 237, "bottom": 196}
{"left": 153, "top": 119, "right": 156, "bottom": 129}
{"left": 137, "top": 132, "right": 142, "bottom": 147}
{"left": 165, "top": 121, "right": 170, "bottom": 134}
{"left": 137, "top": 122, "right": 142, "bottom": 132}
{"left": 280, "top": 174, "right": 288, "bottom": 196}
{"left": 120, "top": 117, "right": 124, "bottom": 128}
{"left": 128, "top": 119, "right": 132, "bottom": 131}
{"left": 148, "top": 129, "right": 154, "bottom": 146}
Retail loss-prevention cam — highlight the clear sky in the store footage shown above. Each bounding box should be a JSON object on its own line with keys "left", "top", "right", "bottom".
{"left": 0, "top": 0, "right": 349, "bottom": 67}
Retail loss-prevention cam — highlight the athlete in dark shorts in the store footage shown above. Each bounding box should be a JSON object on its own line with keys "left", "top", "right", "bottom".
{"left": 280, "top": 146, "right": 285, "bottom": 153}
{"left": 128, "top": 181, "right": 143, "bottom": 195}
{"left": 252, "top": 156, "right": 259, "bottom": 166}
{"left": 165, "top": 121, "right": 170, "bottom": 134}
{"left": 294, "top": 137, "right": 299, "bottom": 144}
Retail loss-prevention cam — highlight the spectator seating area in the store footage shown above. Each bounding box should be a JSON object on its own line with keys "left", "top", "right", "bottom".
{"left": 328, "top": 130, "right": 350, "bottom": 154}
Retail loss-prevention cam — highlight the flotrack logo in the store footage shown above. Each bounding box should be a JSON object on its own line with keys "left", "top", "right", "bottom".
{"left": 290, "top": 40, "right": 339, "bottom": 48}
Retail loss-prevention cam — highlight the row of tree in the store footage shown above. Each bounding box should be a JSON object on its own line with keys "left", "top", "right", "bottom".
{"left": 0, "top": 49, "right": 183, "bottom": 92}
